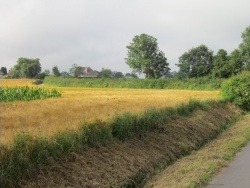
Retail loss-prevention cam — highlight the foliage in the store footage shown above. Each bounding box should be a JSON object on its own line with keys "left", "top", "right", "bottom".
{"left": 60, "top": 71, "right": 71, "bottom": 78}
{"left": 52, "top": 66, "right": 61, "bottom": 77}
{"left": 228, "top": 49, "right": 244, "bottom": 75}
{"left": 112, "top": 71, "right": 124, "bottom": 79}
{"left": 0, "top": 67, "right": 7, "bottom": 75}
{"left": 0, "top": 86, "right": 61, "bottom": 102}
{"left": 212, "top": 49, "right": 230, "bottom": 78}
{"left": 221, "top": 71, "right": 250, "bottom": 111}
{"left": 125, "top": 72, "right": 138, "bottom": 78}
{"left": 11, "top": 57, "right": 41, "bottom": 78}
{"left": 35, "top": 72, "right": 49, "bottom": 79}
{"left": 32, "top": 79, "right": 44, "bottom": 85}
{"left": 239, "top": 26, "right": 250, "bottom": 70}
{"left": 0, "top": 100, "right": 220, "bottom": 186}
{"left": 125, "top": 33, "right": 170, "bottom": 78}
{"left": 177, "top": 44, "right": 213, "bottom": 78}
{"left": 212, "top": 49, "right": 244, "bottom": 78}
{"left": 44, "top": 76, "right": 224, "bottom": 90}
{"left": 99, "top": 68, "right": 112, "bottom": 78}
{"left": 69, "top": 64, "right": 82, "bottom": 77}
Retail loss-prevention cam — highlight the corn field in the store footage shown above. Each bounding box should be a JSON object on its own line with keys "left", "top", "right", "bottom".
{"left": 0, "top": 86, "right": 61, "bottom": 102}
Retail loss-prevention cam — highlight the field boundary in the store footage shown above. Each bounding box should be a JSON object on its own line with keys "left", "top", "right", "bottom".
{"left": 44, "top": 76, "right": 224, "bottom": 90}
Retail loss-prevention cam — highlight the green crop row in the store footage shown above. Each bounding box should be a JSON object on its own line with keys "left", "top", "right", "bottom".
{"left": 0, "top": 86, "right": 61, "bottom": 102}
{"left": 44, "top": 76, "right": 224, "bottom": 90}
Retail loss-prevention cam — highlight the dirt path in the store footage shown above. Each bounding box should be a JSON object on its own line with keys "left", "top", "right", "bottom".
{"left": 19, "top": 104, "right": 240, "bottom": 188}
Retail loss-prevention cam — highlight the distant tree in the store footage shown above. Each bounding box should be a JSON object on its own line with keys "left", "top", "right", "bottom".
{"left": 125, "top": 73, "right": 138, "bottom": 78}
{"left": 125, "top": 33, "right": 170, "bottom": 78}
{"left": 44, "top": 69, "right": 50, "bottom": 75}
{"left": 177, "top": 44, "right": 213, "bottom": 78}
{"left": 99, "top": 68, "right": 112, "bottom": 78}
{"left": 70, "top": 64, "right": 82, "bottom": 77}
{"left": 164, "top": 71, "right": 178, "bottom": 78}
{"left": 0, "top": 67, "right": 7, "bottom": 75}
{"left": 52, "top": 66, "right": 61, "bottom": 77}
{"left": 12, "top": 57, "right": 41, "bottom": 78}
{"left": 175, "top": 71, "right": 188, "bottom": 80}
{"left": 60, "top": 71, "right": 70, "bottom": 78}
{"left": 239, "top": 26, "right": 250, "bottom": 70}
{"left": 112, "top": 71, "right": 124, "bottom": 79}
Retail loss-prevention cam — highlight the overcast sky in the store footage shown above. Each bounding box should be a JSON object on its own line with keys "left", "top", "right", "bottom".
{"left": 1, "top": 0, "right": 249, "bottom": 75}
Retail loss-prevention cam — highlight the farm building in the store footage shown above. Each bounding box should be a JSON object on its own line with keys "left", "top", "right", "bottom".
{"left": 79, "top": 67, "right": 99, "bottom": 78}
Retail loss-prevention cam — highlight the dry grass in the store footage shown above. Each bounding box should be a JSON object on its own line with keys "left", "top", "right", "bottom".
{"left": 145, "top": 115, "right": 250, "bottom": 188}
{"left": 0, "top": 79, "right": 36, "bottom": 87}
{"left": 0, "top": 79, "right": 220, "bottom": 145}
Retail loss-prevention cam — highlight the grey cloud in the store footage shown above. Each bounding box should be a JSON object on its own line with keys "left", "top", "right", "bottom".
{"left": 1, "top": 0, "right": 250, "bottom": 74}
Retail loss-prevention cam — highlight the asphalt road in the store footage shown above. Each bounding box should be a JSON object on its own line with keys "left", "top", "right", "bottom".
{"left": 207, "top": 142, "right": 250, "bottom": 188}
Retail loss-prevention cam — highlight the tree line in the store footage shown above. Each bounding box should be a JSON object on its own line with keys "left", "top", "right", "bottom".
{"left": 1, "top": 26, "right": 249, "bottom": 79}
{"left": 126, "top": 26, "right": 250, "bottom": 79}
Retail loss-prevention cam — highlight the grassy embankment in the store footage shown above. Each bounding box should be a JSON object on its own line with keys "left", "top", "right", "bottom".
{"left": 145, "top": 114, "right": 250, "bottom": 188}
{"left": 0, "top": 100, "right": 240, "bottom": 187}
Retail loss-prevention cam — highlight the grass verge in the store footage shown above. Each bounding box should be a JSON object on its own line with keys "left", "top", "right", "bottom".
{"left": 145, "top": 114, "right": 250, "bottom": 188}
{"left": 0, "top": 100, "right": 218, "bottom": 187}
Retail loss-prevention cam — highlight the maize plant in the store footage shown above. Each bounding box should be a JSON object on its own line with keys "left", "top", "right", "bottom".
{"left": 0, "top": 86, "right": 61, "bottom": 102}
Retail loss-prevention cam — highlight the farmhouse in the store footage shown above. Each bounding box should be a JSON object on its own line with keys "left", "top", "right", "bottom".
{"left": 79, "top": 67, "right": 99, "bottom": 78}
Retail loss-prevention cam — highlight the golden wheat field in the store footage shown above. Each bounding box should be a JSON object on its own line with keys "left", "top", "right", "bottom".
{"left": 0, "top": 79, "right": 220, "bottom": 145}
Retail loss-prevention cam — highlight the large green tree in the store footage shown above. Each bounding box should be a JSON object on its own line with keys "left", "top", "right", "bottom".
{"left": 228, "top": 49, "right": 244, "bottom": 75}
{"left": 177, "top": 44, "right": 213, "bottom": 78}
{"left": 212, "top": 49, "right": 230, "bottom": 78}
{"left": 12, "top": 57, "right": 41, "bottom": 78}
{"left": 212, "top": 49, "right": 244, "bottom": 78}
{"left": 239, "top": 26, "right": 250, "bottom": 70}
{"left": 125, "top": 33, "right": 170, "bottom": 78}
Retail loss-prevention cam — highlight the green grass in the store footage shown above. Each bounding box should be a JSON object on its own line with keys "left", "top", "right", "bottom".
{"left": 0, "top": 86, "right": 61, "bottom": 102}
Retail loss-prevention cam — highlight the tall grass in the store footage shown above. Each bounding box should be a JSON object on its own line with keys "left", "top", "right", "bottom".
{"left": 0, "top": 100, "right": 218, "bottom": 187}
{"left": 44, "top": 76, "right": 224, "bottom": 90}
{"left": 0, "top": 86, "right": 61, "bottom": 102}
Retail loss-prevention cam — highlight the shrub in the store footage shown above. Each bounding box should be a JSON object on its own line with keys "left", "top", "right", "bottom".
{"left": 221, "top": 71, "right": 250, "bottom": 111}
{"left": 32, "top": 79, "right": 44, "bottom": 85}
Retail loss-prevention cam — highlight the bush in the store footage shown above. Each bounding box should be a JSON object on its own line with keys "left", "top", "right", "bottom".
{"left": 32, "top": 79, "right": 44, "bottom": 85}
{"left": 221, "top": 71, "right": 250, "bottom": 111}
{"left": 35, "top": 72, "right": 48, "bottom": 80}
